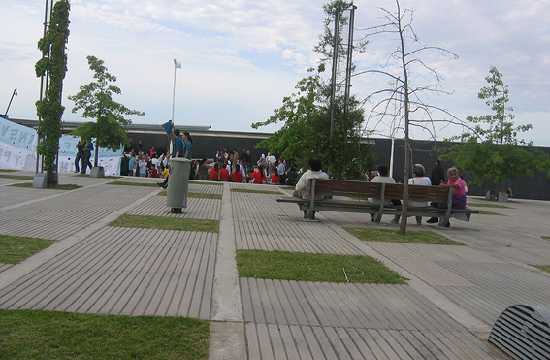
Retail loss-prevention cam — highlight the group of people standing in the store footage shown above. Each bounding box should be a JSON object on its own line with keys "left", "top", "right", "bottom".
{"left": 74, "top": 140, "right": 94, "bottom": 174}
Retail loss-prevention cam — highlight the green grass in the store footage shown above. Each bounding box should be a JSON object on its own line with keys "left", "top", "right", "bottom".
{"left": 345, "top": 227, "right": 464, "bottom": 245}
{"left": 231, "top": 188, "right": 282, "bottom": 195}
{"left": 0, "top": 174, "right": 33, "bottom": 181}
{"left": 469, "top": 201, "right": 512, "bottom": 209}
{"left": 541, "top": 236, "right": 550, "bottom": 241}
{"left": 236, "top": 250, "right": 406, "bottom": 284}
{"left": 111, "top": 214, "right": 219, "bottom": 233}
{"left": 108, "top": 180, "right": 159, "bottom": 187}
{"left": 189, "top": 180, "right": 222, "bottom": 186}
{"left": 0, "top": 309, "right": 209, "bottom": 360}
{"left": 0, "top": 235, "right": 54, "bottom": 264}
{"left": 476, "top": 209, "right": 506, "bottom": 216}
{"left": 159, "top": 191, "right": 222, "bottom": 200}
{"left": 9, "top": 183, "right": 82, "bottom": 190}
{"left": 534, "top": 265, "right": 550, "bottom": 273}
{"left": 0, "top": 169, "right": 18, "bottom": 173}
{"left": 78, "top": 174, "right": 121, "bottom": 179}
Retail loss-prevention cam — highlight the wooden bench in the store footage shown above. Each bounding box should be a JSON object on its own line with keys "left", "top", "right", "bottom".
{"left": 277, "top": 179, "right": 478, "bottom": 225}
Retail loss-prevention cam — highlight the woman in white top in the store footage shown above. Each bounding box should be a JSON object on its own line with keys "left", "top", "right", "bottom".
{"left": 408, "top": 163, "right": 432, "bottom": 224}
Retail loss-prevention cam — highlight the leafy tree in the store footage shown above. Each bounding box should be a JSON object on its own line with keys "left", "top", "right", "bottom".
{"left": 444, "top": 67, "right": 550, "bottom": 194}
{"left": 69, "top": 56, "right": 144, "bottom": 168}
{"left": 252, "top": 67, "right": 371, "bottom": 178}
{"left": 35, "top": 0, "right": 70, "bottom": 185}
{"left": 252, "top": 1, "right": 372, "bottom": 179}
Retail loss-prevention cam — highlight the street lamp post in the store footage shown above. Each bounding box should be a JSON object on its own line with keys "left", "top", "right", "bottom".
{"left": 169, "top": 59, "right": 181, "bottom": 155}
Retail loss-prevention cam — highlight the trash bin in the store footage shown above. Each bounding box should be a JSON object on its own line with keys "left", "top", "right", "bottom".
{"left": 166, "top": 158, "right": 191, "bottom": 213}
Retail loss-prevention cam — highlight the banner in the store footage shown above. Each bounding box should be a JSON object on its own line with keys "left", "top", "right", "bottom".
{"left": 0, "top": 116, "right": 37, "bottom": 170}
{"left": 0, "top": 116, "right": 123, "bottom": 176}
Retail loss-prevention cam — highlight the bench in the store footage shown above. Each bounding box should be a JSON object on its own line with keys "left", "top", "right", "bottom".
{"left": 277, "top": 179, "right": 477, "bottom": 225}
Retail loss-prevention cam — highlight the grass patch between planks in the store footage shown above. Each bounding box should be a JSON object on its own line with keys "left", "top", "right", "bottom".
{"left": 0, "top": 309, "right": 209, "bottom": 360}
{"left": 111, "top": 214, "right": 218, "bottom": 233}
{"left": 534, "top": 265, "right": 550, "bottom": 274}
{"left": 0, "top": 174, "right": 33, "bottom": 181}
{"left": 541, "top": 236, "right": 550, "bottom": 241}
{"left": 108, "top": 180, "right": 159, "bottom": 187}
{"left": 231, "top": 187, "right": 282, "bottom": 195}
{"left": 469, "top": 201, "right": 512, "bottom": 209}
{"left": 476, "top": 209, "right": 506, "bottom": 216}
{"left": 345, "top": 227, "right": 464, "bottom": 245}
{"left": 9, "top": 182, "right": 82, "bottom": 190}
{"left": 158, "top": 191, "right": 222, "bottom": 199}
{"left": 189, "top": 180, "right": 222, "bottom": 186}
{"left": 236, "top": 250, "right": 405, "bottom": 284}
{"left": 0, "top": 169, "right": 18, "bottom": 173}
{"left": 0, "top": 235, "right": 54, "bottom": 264}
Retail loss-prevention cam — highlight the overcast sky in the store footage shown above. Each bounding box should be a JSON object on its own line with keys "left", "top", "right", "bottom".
{"left": 1, "top": 0, "right": 549, "bottom": 145}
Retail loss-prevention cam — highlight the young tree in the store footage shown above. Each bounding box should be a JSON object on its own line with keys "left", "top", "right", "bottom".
{"left": 69, "top": 56, "right": 144, "bottom": 174}
{"left": 355, "top": 0, "right": 465, "bottom": 233}
{"left": 252, "top": 1, "right": 372, "bottom": 178}
{"left": 35, "top": 0, "right": 70, "bottom": 186}
{"left": 444, "top": 67, "right": 550, "bottom": 197}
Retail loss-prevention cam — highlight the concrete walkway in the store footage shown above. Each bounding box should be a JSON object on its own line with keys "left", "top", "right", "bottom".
{"left": 1, "top": 176, "right": 549, "bottom": 359}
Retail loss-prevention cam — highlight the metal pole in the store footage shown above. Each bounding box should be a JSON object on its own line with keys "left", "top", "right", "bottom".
{"left": 329, "top": 10, "right": 340, "bottom": 139}
{"left": 35, "top": 0, "right": 50, "bottom": 174}
{"left": 171, "top": 60, "right": 177, "bottom": 124}
{"left": 343, "top": 4, "right": 356, "bottom": 118}
{"left": 389, "top": 137, "right": 395, "bottom": 178}
{"left": 4, "top": 89, "right": 17, "bottom": 116}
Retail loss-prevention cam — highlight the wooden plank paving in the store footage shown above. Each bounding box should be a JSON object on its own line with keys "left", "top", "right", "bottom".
{"left": 127, "top": 195, "right": 221, "bottom": 220}
{"left": 0, "top": 264, "right": 13, "bottom": 274}
{"left": 240, "top": 278, "right": 466, "bottom": 332}
{"left": 0, "top": 227, "right": 216, "bottom": 319}
{"left": 244, "top": 323, "right": 504, "bottom": 360}
{"left": 232, "top": 191, "right": 363, "bottom": 255}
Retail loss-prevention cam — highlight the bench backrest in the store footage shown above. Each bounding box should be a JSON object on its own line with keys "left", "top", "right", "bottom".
{"left": 309, "top": 179, "right": 451, "bottom": 204}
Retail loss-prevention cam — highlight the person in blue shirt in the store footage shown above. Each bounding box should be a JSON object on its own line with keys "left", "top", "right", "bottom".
{"left": 174, "top": 130, "right": 184, "bottom": 158}
{"left": 182, "top": 131, "right": 192, "bottom": 159}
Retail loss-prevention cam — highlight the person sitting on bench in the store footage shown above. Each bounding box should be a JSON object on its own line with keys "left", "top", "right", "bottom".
{"left": 369, "top": 165, "right": 401, "bottom": 224}
{"left": 427, "top": 167, "right": 468, "bottom": 227}
{"left": 293, "top": 159, "right": 329, "bottom": 198}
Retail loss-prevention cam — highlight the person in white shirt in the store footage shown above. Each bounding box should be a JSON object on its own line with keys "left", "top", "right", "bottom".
{"left": 369, "top": 165, "right": 400, "bottom": 223}
{"left": 408, "top": 163, "right": 432, "bottom": 225}
{"left": 293, "top": 159, "right": 329, "bottom": 198}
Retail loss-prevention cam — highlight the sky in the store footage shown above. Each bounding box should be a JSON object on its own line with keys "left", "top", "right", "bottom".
{"left": 1, "top": 0, "right": 549, "bottom": 145}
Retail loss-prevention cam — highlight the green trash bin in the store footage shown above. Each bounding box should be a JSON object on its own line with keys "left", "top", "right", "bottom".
{"left": 166, "top": 158, "right": 191, "bottom": 213}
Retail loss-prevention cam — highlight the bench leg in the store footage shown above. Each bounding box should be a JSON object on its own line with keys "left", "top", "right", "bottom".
{"left": 438, "top": 216, "right": 450, "bottom": 228}
{"left": 305, "top": 210, "right": 315, "bottom": 220}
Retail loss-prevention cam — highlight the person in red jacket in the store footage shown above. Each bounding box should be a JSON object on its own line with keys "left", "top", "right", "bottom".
{"left": 208, "top": 164, "right": 219, "bottom": 181}
{"left": 270, "top": 169, "right": 280, "bottom": 185}
{"left": 231, "top": 164, "right": 243, "bottom": 183}
{"left": 250, "top": 166, "right": 264, "bottom": 184}
{"left": 219, "top": 164, "right": 230, "bottom": 181}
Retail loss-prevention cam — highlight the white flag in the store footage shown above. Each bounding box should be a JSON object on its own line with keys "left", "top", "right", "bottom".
{"left": 174, "top": 59, "right": 181, "bottom": 69}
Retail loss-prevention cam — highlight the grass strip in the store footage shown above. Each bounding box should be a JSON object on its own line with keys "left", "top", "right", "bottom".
{"left": 469, "top": 201, "right": 512, "bottom": 209}
{"left": 476, "top": 209, "right": 506, "bottom": 216}
{"left": 0, "top": 309, "right": 209, "bottom": 360}
{"left": 236, "top": 250, "right": 406, "bottom": 284}
{"left": 231, "top": 188, "right": 282, "bottom": 195}
{"left": 9, "top": 183, "right": 82, "bottom": 190}
{"left": 0, "top": 235, "right": 54, "bottom": 264}
{"left": 158, "top": 191, "right": 222, "bottom": 199}
{"left": 0, "top": 169, "right": 18, "bottom": 173}
{"left": 189, "top": 180, "right": 222, "bottom": 186}
{"left": 541, "top": 236, "right": 550, "bottom": 241}
{"left": 108, "top": 180, "right": 159, "bottom": 187}
{"left": 534, "top": 265, "right": 550, "bottom": 274}
{"left": 111, "top": 214, "right": 218, "bottom": 233}
{"left": 345, "top": 227, "right": 464, "bottom": 245}
{"left": 0, "top": 174, "right": 33, "bottom": 181}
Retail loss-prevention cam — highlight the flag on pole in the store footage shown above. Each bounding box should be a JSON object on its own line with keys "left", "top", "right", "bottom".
{"left": 174, "top": 59, "right": 181, "bottom": 69}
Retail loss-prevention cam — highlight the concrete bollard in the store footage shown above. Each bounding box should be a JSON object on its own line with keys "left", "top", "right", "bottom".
{"left": 166, "top": 158, "right": 191, "bottom": 213}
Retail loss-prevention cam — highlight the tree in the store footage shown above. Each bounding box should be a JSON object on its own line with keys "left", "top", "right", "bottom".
{"left": 355, "top": 0, "right": 464, "bottom": 233}
{"left": 444, "top": 67, "right": 550, "bottom": 196}
{"left": 35, "top": 0, "right": 70, "bottom": 186}
{"left": 69, "top": 56, "right": 144, "bottom": 171}
{"left": 252, "top": 66, "right": 371, "bottom": 179}
{"left": 252, "top": 1, "right": 372, "bottom": 179}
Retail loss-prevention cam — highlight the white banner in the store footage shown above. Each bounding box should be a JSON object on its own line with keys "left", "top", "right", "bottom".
{"left": 0, "top": 116, "right": 37, "bottom": 171}
{"left": 0, "top": 117, "right": 122, "bottom": 176}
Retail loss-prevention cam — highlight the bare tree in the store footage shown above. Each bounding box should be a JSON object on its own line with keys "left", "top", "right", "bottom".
{"left": 354, "top": 0, "right": 472, "bottom": 233}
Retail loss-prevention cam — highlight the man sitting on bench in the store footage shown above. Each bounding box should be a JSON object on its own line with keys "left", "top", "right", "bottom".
{"left": 369, "top": 165, "right": 401, "bottom": 224}
{"left": 293, "top": 159, "right": 329, "bottom": 198}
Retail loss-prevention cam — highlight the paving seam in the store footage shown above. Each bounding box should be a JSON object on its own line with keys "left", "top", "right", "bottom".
{"left": 320, "top": 216, "right": 492, "bottom": 337}
{"left": 0, "top": 188, "right": 161, "bottom": 293}
{"left": 209, "top": 182, "right": 244, "bottom": 360}
{"left": 0, "top": 179, "right": 111, "bottom": 212}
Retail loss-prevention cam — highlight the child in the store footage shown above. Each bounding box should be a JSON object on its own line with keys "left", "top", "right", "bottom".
{"left": 250, "top": 166, "right": 264, "bottom": 184}
{"left": 231, "top": 164, "right": 243, "bottom": 183}
{"left": 270, "top": 169, "right": 280, "bottom": 185}
{"left": 219, "top": 164, "right": 230, "bottom": 181}
{"left": 208, "top": 164, "right": 219, "bottom": 181}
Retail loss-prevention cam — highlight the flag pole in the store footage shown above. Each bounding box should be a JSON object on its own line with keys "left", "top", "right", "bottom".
{"left": 171, "top": 59, "right": 177, "bottom": 126}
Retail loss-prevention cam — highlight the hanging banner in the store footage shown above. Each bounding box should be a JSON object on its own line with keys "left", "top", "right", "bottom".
{"left": 0, "top": 116, "right": 37, "bottom": 170}
{"left": 59, "top": 135, "right": 123, "bottom": 177}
